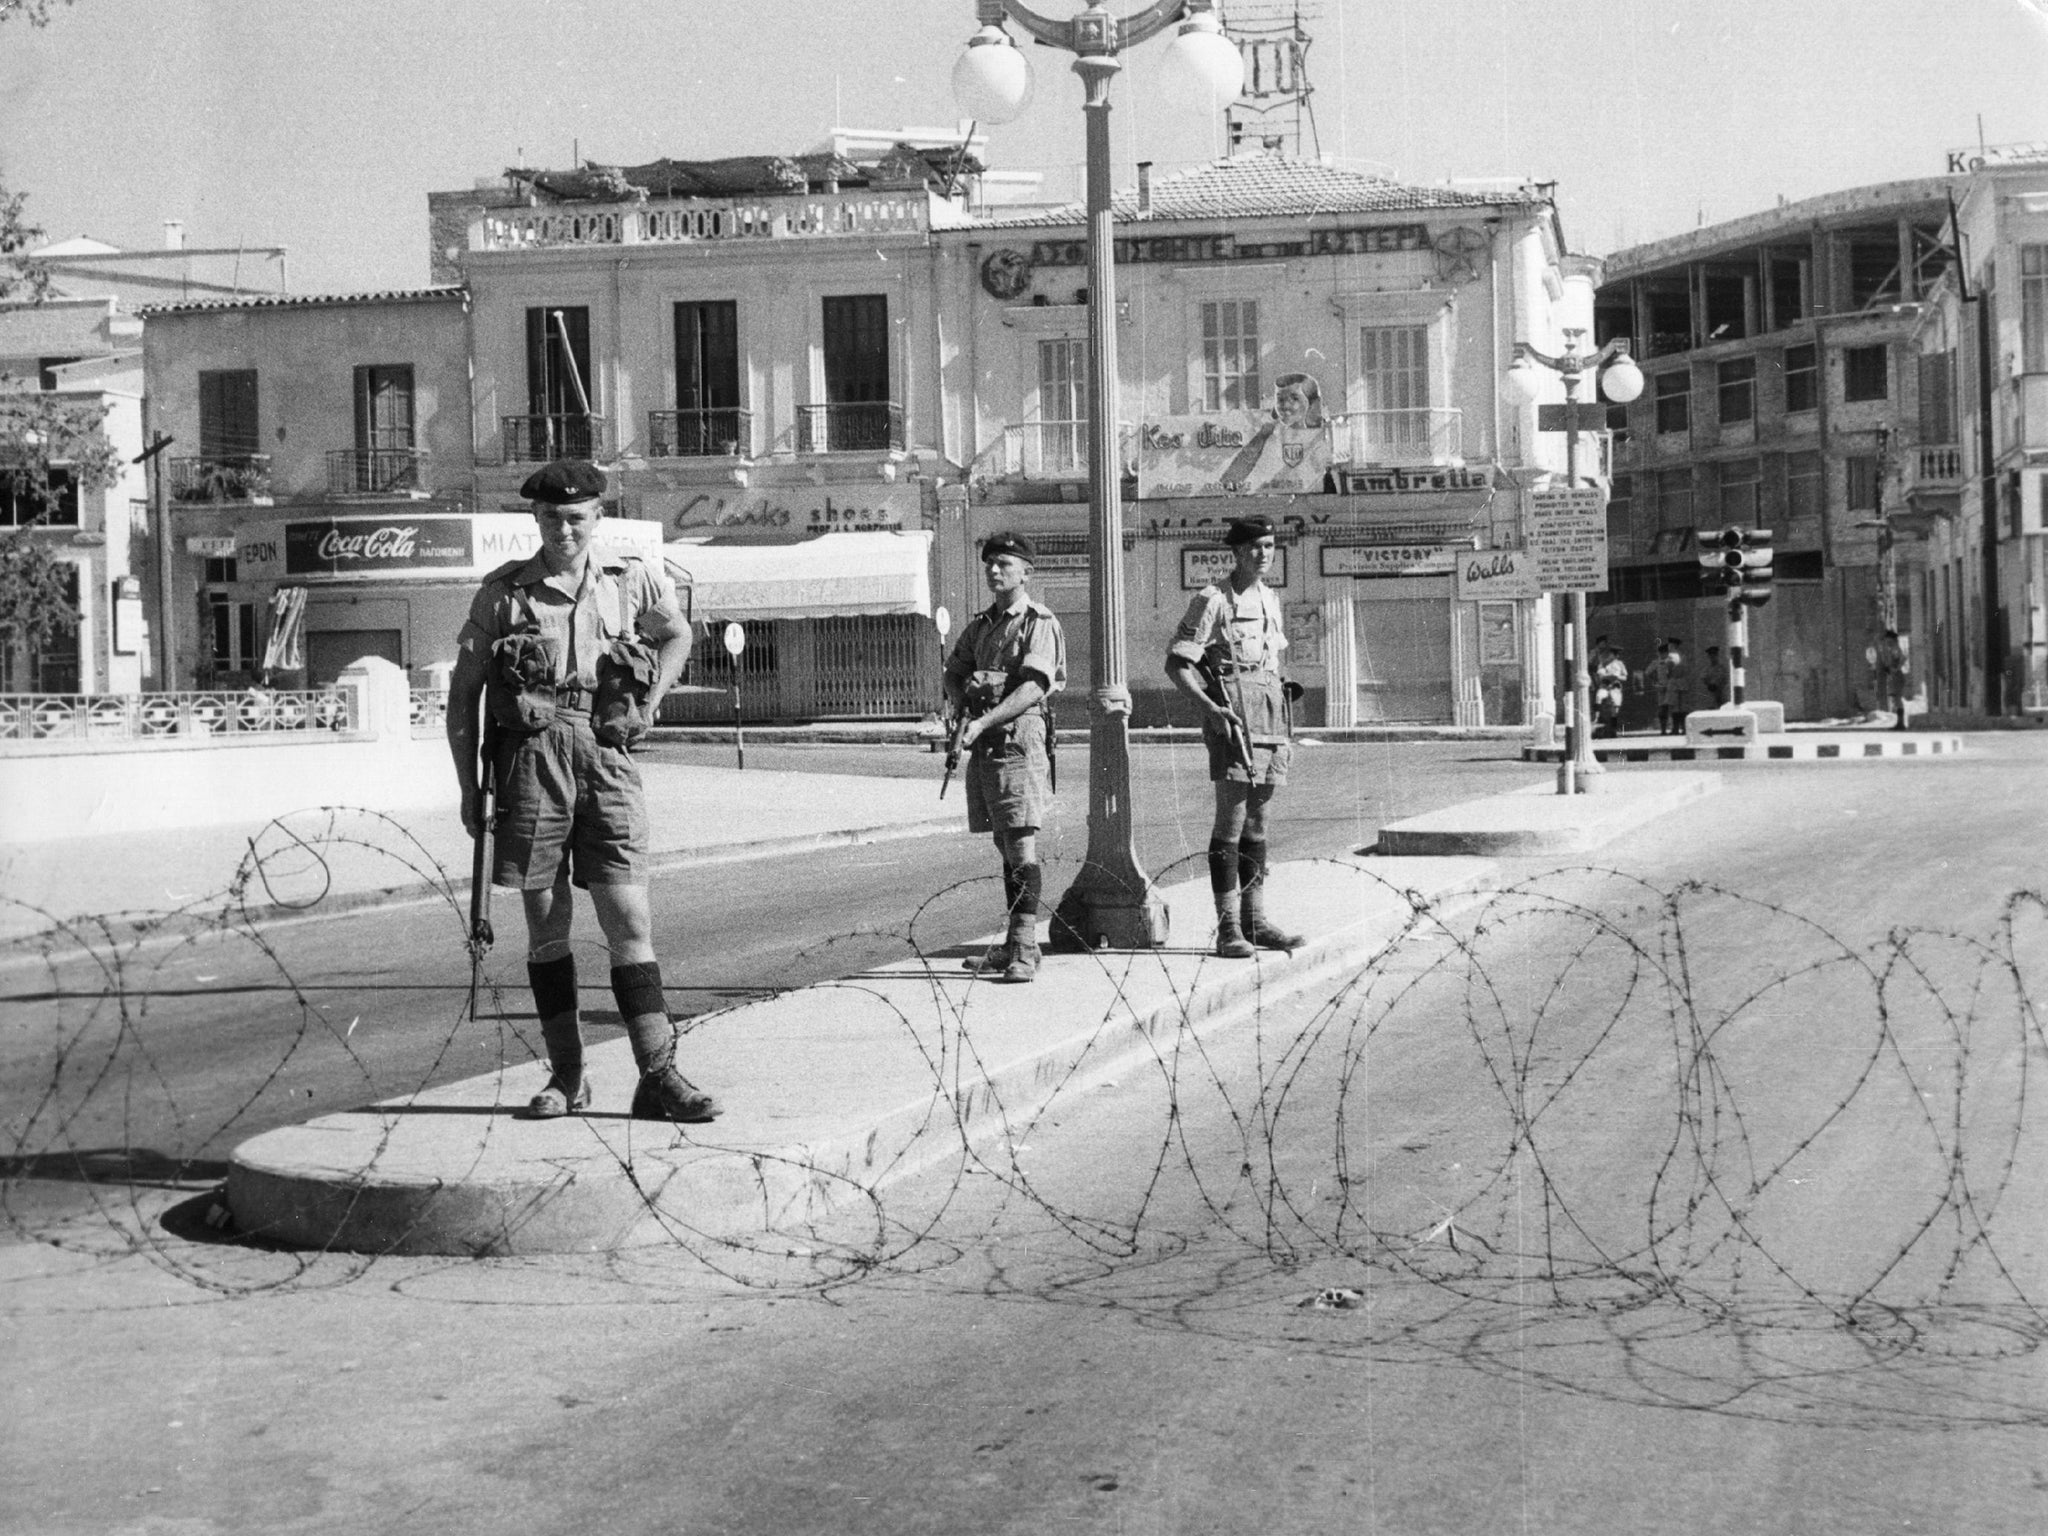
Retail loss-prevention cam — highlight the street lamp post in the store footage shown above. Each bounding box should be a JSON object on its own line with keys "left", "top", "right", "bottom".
{"left": 954, "top": 0, "right": 1243, "bottom": 947}
{"left": 1505, "top": 329, "right": 1643, "bottom": 795}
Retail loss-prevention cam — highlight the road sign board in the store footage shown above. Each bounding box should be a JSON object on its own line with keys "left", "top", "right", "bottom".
{"left": 723, "top": 621, "right": 746, "bottom": 657}
{"left": 1526, "top": 486, "right": 1609, "bottom": 593}
{"left": 1536, "top": 402, "right": 1609, "bottom": 433}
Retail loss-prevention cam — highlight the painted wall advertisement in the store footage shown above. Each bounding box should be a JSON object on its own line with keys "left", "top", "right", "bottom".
{"left": 1137, "top": 376, "right": 1334, "bottom": 499}
{"left": 654, "top": 485, "right": 922, "bottom": 541}
{"left": 235, "top": 515, "right": 664, "bottom": 581}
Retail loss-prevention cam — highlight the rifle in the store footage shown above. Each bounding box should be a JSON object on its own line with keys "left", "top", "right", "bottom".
{"left": 1194, "top": 654, "right": 1257, "bottom": 774}
{"left": 465, "top": 714, "right": 497, "bottom": 1022}
{"left": 939, "top": 707, "right": 966, "bottom": 800}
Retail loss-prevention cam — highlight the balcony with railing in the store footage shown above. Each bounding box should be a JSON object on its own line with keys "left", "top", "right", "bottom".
{"left": 1331, "top": 408, "right": 1463, "bottom": 466}
{"left": 647, "top": 408, "right": 753, "bottom": 459}
{"left": 499, "top": 414, "right": 612, "bottom": 465}
{"left": 998, "top": 420, "right": 1139, "bottom": 480}
{"left": 169, "top": 455, "right": 273, "bottom": 504}
{"left": 1908, "top": 443, "right": 1965, "bottom": 492}
{"left": 797, "top": 402, "right": 905, "bottom": 455}
{"left": 326, "top": 447, "right": 430, "bottom": 498}
{"left": 470, "top": 190, "right": 951, "bottom": 254}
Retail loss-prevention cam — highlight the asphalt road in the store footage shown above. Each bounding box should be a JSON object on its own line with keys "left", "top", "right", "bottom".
{"left": 0, "top": 737, "right": 1541, "bottom": 1226}
{"left": 6, "top": 736, "right": 2048, "bottom": 1534}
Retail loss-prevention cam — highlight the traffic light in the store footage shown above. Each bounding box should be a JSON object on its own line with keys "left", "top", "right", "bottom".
{"left": 1697, "top": 526, "right": 1773, "bottom": 605}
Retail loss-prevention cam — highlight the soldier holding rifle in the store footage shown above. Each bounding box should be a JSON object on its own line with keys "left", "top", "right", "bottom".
{"left": 942, "top": 531, "right": 1066, "bottom": 984}
{"left": 446, "top": 459, "right": 717, "bottom": 1122}
{"left": 1166, "top": 514, "right": 1303, "bottom": 958}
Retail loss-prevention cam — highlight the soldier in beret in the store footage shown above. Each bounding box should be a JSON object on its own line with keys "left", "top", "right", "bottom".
{"left": 1166, "top": 513, "right": 1303, "bottom": 958}
{"left": 445, "top": 459, "right": 717, "bottom": 1122}
{"left": 942, "top": 531, "right": 1067, "bottom": 982}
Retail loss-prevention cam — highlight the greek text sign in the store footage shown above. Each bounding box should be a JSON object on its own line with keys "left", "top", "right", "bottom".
{"left": 1526, "top": 487, "right": 1609, "bottom": 593}
{"left": 1320, "top": 543, "right": 1465, "bottom": 579}
{"left": 473, "top": 514, "right": 664, "bottom": 567}
{"left": 1027, "top": 223, "right": 1430, "bottom": 268}
{"left": 1454, "top": 548, "right": 1541, "bottom": 600}
{"left": 285, "top": 517, "right": 472, "bottom": 577}
{"left": 1181, "top": 545, "right": 1289, "bottom": 589}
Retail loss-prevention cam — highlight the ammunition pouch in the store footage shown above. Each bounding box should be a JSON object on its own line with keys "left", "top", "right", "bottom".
{"left": 962, "top": 669, "right": 1010, "bottom": 714}
{"left": 592, "top": 635, "right": 660, "bottom": 750}
{"left": 486, "top": 631, "right": 561, "bottom": 733}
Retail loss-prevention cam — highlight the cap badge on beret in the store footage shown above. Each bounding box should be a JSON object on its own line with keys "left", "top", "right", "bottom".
{"left": 980, "top": 530, "right": 1036, "bottom": 564}
{"left": 1224, "top": 514, "right": 1277, "bottom": 546}
{"left": 520, "top": 459, "right": 608, "bottom": 506}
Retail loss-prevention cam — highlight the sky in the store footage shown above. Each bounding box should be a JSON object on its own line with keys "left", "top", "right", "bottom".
{"left": 1, "top": 0, "right": 2045, "bottom": 295}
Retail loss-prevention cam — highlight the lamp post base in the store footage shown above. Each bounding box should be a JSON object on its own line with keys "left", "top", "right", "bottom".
{"left": 1051, "top": 875, "right": 1170, "bottom": 952}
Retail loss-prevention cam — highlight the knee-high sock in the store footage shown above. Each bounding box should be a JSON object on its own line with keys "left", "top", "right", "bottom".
{"left": 611, "top": 960, "right": 673, "bottom": 1071}
{"left": 1209, "top": 836, "right": 1241, "bottom": 914}
{"left": 1008, "top": 862, "right": 1042, "bottom": 946}
{"left": 1237, "top": 835, "right": 1270, "bottom": 895}
{"left": 528, "top": 954, "right": 582, "bottom": 1079}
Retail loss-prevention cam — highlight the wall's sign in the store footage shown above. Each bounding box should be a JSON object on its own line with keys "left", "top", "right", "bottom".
{"left": 285, "top": 517, "right": 473, "bottom": 577}
{"left": 1454, "top": 547, "right": 1541, "bottom": 600}
{"left": 1333, "top": 464, "right": 1495, "bottom": 496}
{"left": 1028, "top": 224, "right": 1430, "bottom": 268}
{"left": 1180, "top": 545, "right": 1289, "bottom": 590}
{"left": 1321, "top": 543, "right": 1467, "bottom": 579}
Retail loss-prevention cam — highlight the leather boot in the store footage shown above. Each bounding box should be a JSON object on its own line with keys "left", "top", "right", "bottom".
{"left": 1213, "top": 893, "right": 1255, "bottom": 958}
{"left": 1241, "top": 885, "right": 1302, "bottom": 952}
{"left": 1238, "top": 837, "right": 1301, "bottom": 951}
{"left": 966, "top": 864, "right": 1019, "bottom": 974}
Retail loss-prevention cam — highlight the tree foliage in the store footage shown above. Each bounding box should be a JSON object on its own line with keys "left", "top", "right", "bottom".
{"left": 0, "top": 1, "right": 80, "bottom": 27}
{"left": 0, "top": 393, "right": 124, "bottom": 656}
{"left": 0, "top": 176, "right": 50, "bottom": 306}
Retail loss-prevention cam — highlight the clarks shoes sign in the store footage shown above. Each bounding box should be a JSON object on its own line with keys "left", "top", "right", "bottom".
{"left": 285, "top": 517, "right": 472, "bottom": 576}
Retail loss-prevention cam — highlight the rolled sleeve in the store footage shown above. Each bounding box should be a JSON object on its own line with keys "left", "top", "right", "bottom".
{"left": 457, "top": 582, "right": 507, "bottom": 656}
{"left": 1018, "top": 614, "right": 1063, "bottom": 693}
{"left": 631, "top": 563, "right": 687, "bottom": 643}
{"left": 1167, "top": 590, "right": 1222, "bottom": 668}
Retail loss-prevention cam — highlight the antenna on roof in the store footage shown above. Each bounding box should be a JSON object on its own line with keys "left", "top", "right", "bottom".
{"left": 1222, "top": 1, "right": 1323, "bottom": 159}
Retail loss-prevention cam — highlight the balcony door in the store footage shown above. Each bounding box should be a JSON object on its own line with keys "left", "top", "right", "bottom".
{"left": 1037, "top": 337, "right": 1086, "bottom": 472}
{"left": 353, "top": 365, "right": 417, "bottom": 492}
{"left": 822, "top": 294, "right": 890, "bottom": 449}
{"left": 199, "top": 369, "right": 259, "bottom": 464}
{"left": 1358, "top": 326, "right": 1430, "bottom": 458}
{"left": 674, "top": 301, "right": 741, "bottom": 454}
{"left": 524, "top": 306, "right": 594, "bottom": 458}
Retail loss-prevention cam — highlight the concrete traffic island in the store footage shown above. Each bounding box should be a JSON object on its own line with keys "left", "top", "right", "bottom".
{"left": 226, "top": 857, "right": 1498, "bottom": 1257}
{"left": 1522, "top": 730, "right": 1965, "bottom": 765}
{"left": 1375, "top": 772, "right": 1721, "bottom": 857}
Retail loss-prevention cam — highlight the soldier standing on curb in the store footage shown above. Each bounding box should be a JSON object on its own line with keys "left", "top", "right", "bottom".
{"left": 1166, "top": 513, "right": 1303, "bottom": 959}
{"left": 445, "top": 459, "right": 718, "bottom": 1123}
{"left": 943, "top": 531, "right": 1066, "bottom": 984}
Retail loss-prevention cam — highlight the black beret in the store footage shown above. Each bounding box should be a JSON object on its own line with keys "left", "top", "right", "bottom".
{"left": 980, "top": 530, "right": 1036, "bottom": 563}
{"left": 520, "top": 459, "right": 608, "bottom": 505}
{"left": 1224, "top": 514, "right": 1277, "bottom": 546}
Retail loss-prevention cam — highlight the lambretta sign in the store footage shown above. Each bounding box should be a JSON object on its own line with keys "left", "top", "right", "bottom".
{"left": 286, "top": 517, "right": 472, "bottom": 577}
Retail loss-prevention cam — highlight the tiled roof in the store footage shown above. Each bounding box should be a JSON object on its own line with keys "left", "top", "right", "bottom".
{"left": 136, "top": 287, "right": 466, "bottom": 318}
{"left": 979, "top": 153, "right": 1548, "bottom": 227}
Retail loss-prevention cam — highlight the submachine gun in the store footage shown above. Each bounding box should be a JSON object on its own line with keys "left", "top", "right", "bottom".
{"left": 939, "top": 708, "right": 967, "bottom": 800}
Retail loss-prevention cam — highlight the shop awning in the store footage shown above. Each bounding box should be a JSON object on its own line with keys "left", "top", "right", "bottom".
{"left": 664, "top": 531, "right": 933, "bottom": 621}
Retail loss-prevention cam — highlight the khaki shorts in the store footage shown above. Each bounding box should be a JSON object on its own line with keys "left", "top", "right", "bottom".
{"left": 965, "top": 712, "right": 1053, "bottom": 834}
{"left": 490, "top": 713, "right": 648, "bottom": 889}
{"left": 1204, "top": 723, "right": 1293, "bottom": 786}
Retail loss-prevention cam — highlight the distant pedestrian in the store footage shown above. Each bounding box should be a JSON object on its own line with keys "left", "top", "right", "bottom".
{"left": 1591, "top": 637, "right": 1628, "bottom": 738}
{"left": 1702, "top": 645, "right": 1727, "bottom": 709}
{"left": 445, "top": 458, "right": 716, "bottom": 1123}
{"left": 1166, "top": 514, "right": 1303, "bottom": 958}
{"left": 1651, "top": 636, "right": 1688, "bottom": 734}
{"left": 944, "top": 531, "right": 1066, "bottom": 984}
{"left": 1875, "top": 628, "right": 1911, "bottom": 731}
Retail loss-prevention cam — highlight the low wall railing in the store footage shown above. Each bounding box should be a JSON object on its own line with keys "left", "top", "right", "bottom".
{"left": 0, "top": 689, "right": 356, "bottom": 744}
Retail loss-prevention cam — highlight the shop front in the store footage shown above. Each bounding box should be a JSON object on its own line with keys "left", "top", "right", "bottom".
{"left": 217, "top": 507, "right": 667, "bottom": 687}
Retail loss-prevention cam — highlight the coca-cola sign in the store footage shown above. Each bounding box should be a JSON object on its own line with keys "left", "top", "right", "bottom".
{"left": 286, "top": 517, "right": 473, "bottom": 576}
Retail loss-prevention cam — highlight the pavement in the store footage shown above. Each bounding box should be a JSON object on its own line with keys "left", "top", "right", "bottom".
{"left": 220, "top": 767, "right": 1726, "bottom": 1257}
{"left": 0, "top": 760, "right": 958, "bottom": 947}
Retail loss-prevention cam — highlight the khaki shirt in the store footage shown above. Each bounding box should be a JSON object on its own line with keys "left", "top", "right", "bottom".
{"left": 1168, "top": 578, "right": 1288, "bottom": 674}
{"left": 457, "top": 552, "right": 685, "bottom": 689}
{"left": 944, "top": 597, "right": 1066, "bottom": 711}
